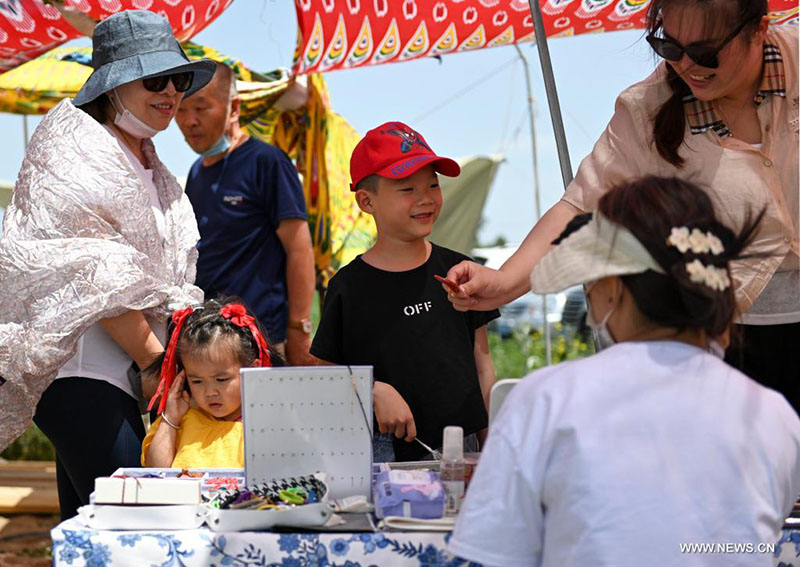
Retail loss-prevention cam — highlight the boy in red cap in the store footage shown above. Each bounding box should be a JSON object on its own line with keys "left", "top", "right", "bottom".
{"left": 311, "top": 122, "right": 499, "bottom": 462}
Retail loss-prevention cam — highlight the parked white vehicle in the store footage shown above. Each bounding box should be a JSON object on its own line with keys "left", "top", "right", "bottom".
{"left": 471, "top": 245, "right": 586, "bottom": 337}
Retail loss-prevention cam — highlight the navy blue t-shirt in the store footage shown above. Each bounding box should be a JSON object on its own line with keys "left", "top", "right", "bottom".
{"left": 185, "top": 138, "right": 307, "bottom": 343}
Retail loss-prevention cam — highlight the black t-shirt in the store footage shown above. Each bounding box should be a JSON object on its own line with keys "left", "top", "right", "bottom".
{"left": 311, "top": 243, "right": 499, "bottom": 461}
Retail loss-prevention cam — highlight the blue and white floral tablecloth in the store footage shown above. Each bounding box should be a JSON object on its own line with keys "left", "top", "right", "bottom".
{"left": 51, "top": 519, "right": 800, "bottom": 566}
{"left": 51, "top": 518, "right": 482, "bottom": 567}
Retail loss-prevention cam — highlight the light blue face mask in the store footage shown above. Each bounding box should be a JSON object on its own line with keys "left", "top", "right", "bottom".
{"left": 199, "top": 132, "right": 231, "bottom": 158}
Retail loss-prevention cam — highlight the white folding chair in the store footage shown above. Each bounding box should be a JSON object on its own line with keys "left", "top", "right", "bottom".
{"left": 488, "top": 379, "right": 518, "bottom": 427}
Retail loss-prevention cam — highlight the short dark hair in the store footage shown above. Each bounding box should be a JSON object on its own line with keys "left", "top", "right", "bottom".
{"left": 355, "top": 174, "right": 381, "bottom": 193}
{"left": 77, "top": 93, "right": 114, "bottom": 124}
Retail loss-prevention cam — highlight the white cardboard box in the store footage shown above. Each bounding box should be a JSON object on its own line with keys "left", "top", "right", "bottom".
{"left": 93, "top": 476, "right": 202, "bottom": 505}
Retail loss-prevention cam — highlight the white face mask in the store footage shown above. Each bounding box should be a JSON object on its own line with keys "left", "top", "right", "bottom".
{"left": 109, "top": 89, "right": 159, "bottom": 139}
{"left": 586, "top": 282, "right": 618, "bottom": 347}
{"left": 707, "top": 339, "right": 725, "bottom": 359}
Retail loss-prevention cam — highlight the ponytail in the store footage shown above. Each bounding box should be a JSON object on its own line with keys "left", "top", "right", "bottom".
{"left": 653, "top": 65, "right": 690, "bottom": 167}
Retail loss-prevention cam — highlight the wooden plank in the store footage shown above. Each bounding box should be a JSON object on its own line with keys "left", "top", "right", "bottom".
{"left": 0, "top": 462, "right": 56, "bottom": 473}
{"left": 0, "top": 487, "right": 59, "bottom": 515}
{"left": 0, "top": 471, "right": 55, "bottom": 481}
{"left": 0, "top": 462, "right": 59, "bottom": 514}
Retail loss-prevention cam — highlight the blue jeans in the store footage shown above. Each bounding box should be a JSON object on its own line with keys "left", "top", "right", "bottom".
{"left": 34, "top": 377, "right": 145, "bottom": 520}
{"left": 373, "top": 432, "right": 396, "bottom": 463}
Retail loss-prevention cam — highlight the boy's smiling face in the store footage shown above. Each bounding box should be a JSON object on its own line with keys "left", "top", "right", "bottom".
{"left": 357, "top": 165, "right": 442, "bottom": 242}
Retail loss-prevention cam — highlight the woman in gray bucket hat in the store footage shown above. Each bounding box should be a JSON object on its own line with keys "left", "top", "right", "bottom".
{"left": 0, "top": 10, "right": 214, "bottom": 520}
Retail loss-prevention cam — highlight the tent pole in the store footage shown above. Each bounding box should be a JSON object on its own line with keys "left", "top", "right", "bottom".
{"left": 526, "top": 1, "right": 604, "bottom": 359}
{"left": 514, "top": 44, "right": 551, "bottom": 366}
{"left": 526, "top": 0, "right": 573, "bottom": 188}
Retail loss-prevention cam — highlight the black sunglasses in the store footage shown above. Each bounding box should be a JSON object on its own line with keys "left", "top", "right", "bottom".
{"left": 646, "top": 16, "right": 757, "bottom": 69}
{"left": 142, "top": 71, "right": 194, "bottom": 93}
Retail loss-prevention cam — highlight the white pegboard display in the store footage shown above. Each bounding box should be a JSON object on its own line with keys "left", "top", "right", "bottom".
{"left": 240, "top": 366, "right": 373, "bottom": 499}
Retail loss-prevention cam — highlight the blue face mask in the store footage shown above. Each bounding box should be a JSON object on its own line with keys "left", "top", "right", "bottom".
{"left": 199, "top": 132, "right": 231, "bottom": 158}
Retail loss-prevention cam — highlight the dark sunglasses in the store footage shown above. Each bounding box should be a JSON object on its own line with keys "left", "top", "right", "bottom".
{"left": 646, "top": 16, "right": 758, "bottom": 69}
{"left": 142, "top": 71, "right": 194, "bottom": 93}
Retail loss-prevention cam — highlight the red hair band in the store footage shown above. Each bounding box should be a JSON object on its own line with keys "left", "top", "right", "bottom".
{"left": 219, "top": 303, "right": 272, "bottom": 368}
{"left": 147, "top": 305, "right": 194, "bottom": 415}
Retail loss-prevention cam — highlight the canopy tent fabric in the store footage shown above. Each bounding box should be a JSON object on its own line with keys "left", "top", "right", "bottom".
{"left": 430, "top": 155, "right": 503, "bottom": 256}
{"left": 0, "top": 0, "right": 232, "bottom": 75}
{"left": 0, "top": 42, "right": 376, "bottom": 286}
{"left": 292, "top": 0, "right": 798, "bottom": 75}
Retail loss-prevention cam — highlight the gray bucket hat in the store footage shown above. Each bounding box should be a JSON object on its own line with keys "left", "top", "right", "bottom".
{"left": 73, "top": 10, "right": 216, "bottom": 106}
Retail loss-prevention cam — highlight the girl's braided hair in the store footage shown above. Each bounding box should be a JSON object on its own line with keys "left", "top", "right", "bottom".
{"left": 143, "top": 297, "right": 284, "bottom": 412}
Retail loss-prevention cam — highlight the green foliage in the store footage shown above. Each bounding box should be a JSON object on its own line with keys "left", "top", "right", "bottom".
{"left": 489, "top": 324, "right": 594, "bottom": 379}
{"left": 17, "top": 546, "right": 52, "bottom": 558}
{"left": 1, "top": 423, "right": 55, "bottom": 461}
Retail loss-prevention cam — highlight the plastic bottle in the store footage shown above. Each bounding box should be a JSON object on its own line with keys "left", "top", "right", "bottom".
{"left": 440, "top": 425, "right": 466, "bottom": 516}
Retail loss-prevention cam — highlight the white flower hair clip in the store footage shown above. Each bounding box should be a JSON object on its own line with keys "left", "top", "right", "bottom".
{"left": 667, "top": 227, "right": 724, "bottom": 255}
{"left": 685, "top": 259, "right": 731, "bottom": 291}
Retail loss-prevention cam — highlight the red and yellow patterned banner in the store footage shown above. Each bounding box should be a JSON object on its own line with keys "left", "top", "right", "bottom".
{"left": 292, "top": 0, "right": 798, "bottom": 75}
{"left": 0, "top": 0, "right": 233, "bottom": 74}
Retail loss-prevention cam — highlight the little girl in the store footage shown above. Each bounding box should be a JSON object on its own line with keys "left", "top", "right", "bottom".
{"left": 141, "top": 299, "right": 282, "bottom": 468}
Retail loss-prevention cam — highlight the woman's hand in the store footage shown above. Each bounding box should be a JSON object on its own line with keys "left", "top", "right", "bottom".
{"left": 444, "top": 201, "right": 585, "bottom": 312}
{"left": 164, "top": 370, "right": 190, "bottom": 425}
{"left": 444, "top": 261, "right": 514, "bottom": 312}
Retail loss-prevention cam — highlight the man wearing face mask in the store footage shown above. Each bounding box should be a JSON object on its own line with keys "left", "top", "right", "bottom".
{"left": 175, "top": 62, "right": 315, "bottom": 365}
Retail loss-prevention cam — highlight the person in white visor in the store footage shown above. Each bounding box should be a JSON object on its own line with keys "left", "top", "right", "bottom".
{"left": 449, "top": 175, "right": 800, "bottom": 567}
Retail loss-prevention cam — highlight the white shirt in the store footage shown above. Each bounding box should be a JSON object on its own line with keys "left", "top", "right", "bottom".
{"left": 449, "top": 342, "right": 800, "bottom": 567}
{"left": 56, "top": 129, "right": 167, "bottom": 396}
{"left": 105, "top": 126, "right": 166, "bottom": 241}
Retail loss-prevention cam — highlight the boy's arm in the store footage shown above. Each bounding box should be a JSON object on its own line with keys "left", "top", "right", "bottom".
{"left": 474, "top": 325, "right": 495, "bottom": 447}
{"left": 374, "top": 381, "right": 416, "bottom": 442}
{"left": 474, "top": 325, "right": 496, "bottom": 413}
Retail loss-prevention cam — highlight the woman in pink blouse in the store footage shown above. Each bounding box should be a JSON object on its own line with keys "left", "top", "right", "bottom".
{"left": 447, "top": 0, "right": 799, "bottom": 410}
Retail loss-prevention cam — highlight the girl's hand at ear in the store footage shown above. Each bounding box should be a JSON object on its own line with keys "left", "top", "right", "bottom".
{"left": 164, "top": 369, "right": 190, "bottom": 425}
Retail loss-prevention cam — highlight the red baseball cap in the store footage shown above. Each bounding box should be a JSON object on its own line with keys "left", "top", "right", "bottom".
{"left": 350, "top": 121, "right": 460, "bottom": 190}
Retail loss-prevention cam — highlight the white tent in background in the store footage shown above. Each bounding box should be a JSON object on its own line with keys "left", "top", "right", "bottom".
{"left": 430, "top": 155, "right": 503, "bottom": 257}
